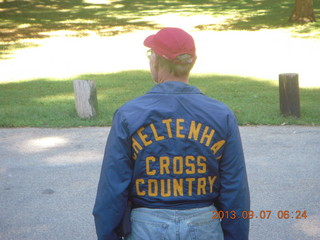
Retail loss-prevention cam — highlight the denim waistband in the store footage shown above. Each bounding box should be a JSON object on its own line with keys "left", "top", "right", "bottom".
{"left": 131, "top": 204, "right": 217, "bottom": 222}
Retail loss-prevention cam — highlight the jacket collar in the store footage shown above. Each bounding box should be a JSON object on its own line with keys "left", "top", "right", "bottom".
{"left": 147, "top": 81, "right": 203, "bottom": 94}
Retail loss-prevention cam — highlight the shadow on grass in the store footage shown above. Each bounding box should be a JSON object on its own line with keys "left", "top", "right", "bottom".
{"left": 0, "top": 70, "right": 319, "bottom": 127}
{"left": 1, "top": 0, "right": 319, "bottom": 58}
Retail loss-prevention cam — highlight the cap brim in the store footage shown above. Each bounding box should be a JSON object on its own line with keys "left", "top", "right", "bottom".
{"left": 143, "top": 34, "right": 155, "bottom": 48}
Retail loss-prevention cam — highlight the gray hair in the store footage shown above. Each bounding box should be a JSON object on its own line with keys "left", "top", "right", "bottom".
{"left": 157, "top": 54, "right": 195, "bottom": 77}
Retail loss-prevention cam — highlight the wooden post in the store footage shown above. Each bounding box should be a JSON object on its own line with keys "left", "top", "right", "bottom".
{"left": 279, "top": 73, "right": 300, "bottom": 118}
{"left": 73, "top": 80, "right": 98, "bottom": 118}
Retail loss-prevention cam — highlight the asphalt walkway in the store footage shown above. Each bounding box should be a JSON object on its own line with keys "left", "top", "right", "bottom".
{"left": 0, "top": 126, "right": 319, "bottom": 240}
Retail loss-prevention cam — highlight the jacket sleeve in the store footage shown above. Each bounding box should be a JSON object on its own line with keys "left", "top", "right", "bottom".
{"left": 218, "top": 113, "right": 250, "bottom": 240}
{"left": 92, "top": 110, "right": 133, "bottom": 240}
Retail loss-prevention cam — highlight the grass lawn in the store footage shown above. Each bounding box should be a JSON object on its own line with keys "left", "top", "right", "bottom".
{"left": 0, "top": 0, "right": 319, "bottom": 127}
{"left": 0, "top": 71, "right": 319, "bottom": 127}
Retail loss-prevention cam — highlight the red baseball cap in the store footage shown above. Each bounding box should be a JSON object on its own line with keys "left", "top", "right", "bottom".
{"left": 144, "top": 27, "right": 196, "bottom": 64}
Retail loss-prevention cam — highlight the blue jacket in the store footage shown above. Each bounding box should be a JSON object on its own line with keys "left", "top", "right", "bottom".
{"left": 93, "top": 81, "right": 250, "bottom": 240}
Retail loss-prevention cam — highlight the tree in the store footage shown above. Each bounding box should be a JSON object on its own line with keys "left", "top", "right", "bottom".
{"left": 289, "top": 0, "right": 316, "bottom": 23}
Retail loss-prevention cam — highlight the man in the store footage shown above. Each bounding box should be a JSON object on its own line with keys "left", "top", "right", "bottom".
{"left": 93, "top": 27, "right": 250, "bottom": 240}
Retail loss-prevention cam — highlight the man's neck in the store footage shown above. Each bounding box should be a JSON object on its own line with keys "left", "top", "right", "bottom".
{"left": 161, "top": 78, "right": 188, "bottom": 83}
{"left": 156, "top": 70, "right": 188, "bottom": 84}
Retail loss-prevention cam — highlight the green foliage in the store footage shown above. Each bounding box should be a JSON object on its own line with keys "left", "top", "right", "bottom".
{"left": 1, "top": 0, "right": 319, "bottom": 56}
{"left": 0, "top": 71, "right": 319, "bottom": 127}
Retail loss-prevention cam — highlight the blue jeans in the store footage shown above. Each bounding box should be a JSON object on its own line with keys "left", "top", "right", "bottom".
{"left": 124, "top": 205, "right": 224, "bottom": 240}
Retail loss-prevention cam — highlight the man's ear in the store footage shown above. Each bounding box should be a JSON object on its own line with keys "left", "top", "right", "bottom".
{"left": 154, "top": 56, "right": 159, "bottom": 70}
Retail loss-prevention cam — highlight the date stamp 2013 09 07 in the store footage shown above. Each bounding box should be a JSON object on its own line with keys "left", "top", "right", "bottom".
{"left": 212, "top": 210, "right": 307, "bottom": 220}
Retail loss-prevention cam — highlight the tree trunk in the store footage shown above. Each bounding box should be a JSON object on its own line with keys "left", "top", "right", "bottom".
{"left": 73, "top": 80, "right": 98, "bottom": 118}
{"left": 279, "top": 73, "right": 300, "bottom": 118}
{"left": 289, "top": 0, "right": 316, "bottom": 23}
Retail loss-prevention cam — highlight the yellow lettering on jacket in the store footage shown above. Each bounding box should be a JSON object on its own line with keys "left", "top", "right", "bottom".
{"left": 148, "top": 179, "right": 158, "bottom": 197}
{"left": 173, "top": 178, "right": 183, "bottom": 196}
{"left": 185, "top": 156, "right": 195, "bottom": 174}
{"left": 162, "top": 119, "right": 173, "bottom": 138}
{"left": 185, "top": 178, "right": 195, "bottom": 196}
{"left": 176, "top": 119, "right": 185, "bottom": 138}
{"left": 200, "top": 126, "right": 215, "bottom": 147}
{"left": 132, "top": 136, "right": 142, "bottom": 160}
{"left": 132, "top": 136, "right": 142, "bottom": 152}
{"left": 173, "top": 156, "right": 183, "bottom": 174}
{"left": 188, "top": 121, "right": 202, "bottom": 141}
{"left": 208, "top": 176, "right": 217, "bottom": 193}
{"left": 197, "top": 177, "right": 206, "bottom": 195}
{"left": 146, "top": 156, "right": 156, "bottom": 175}
{"left": 145, "top": 155, "right": 208, "bottom": 176}
{"left": 131, "top": 119, "right": 226, "bottom": 160}
{"left": 150, "top": 123, "right": 165, "bottom": 141}
{"left": 197, "top": 156, "right": 207, "bottom": 174}
{"left": 211, "top": 140, "right": 226, "bottom": 155}
{"left": 136, "top": 179, "right": 145, "bottom": 196}
{"left": 160, "top": 179, "right": 171, "bottom": 197}
{"left": 160, "top": 156, "right": 170, "bottom": 175}
{"left": 137, "top": 127, "right": 152, "bottom": 147}
{"left": 135, "top": 175, "right": 217, "bottom": 198}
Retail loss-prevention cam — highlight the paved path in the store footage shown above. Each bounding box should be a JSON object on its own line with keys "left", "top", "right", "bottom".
{"left": 0, "top": 126, "right": 319, "bottom": 240}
